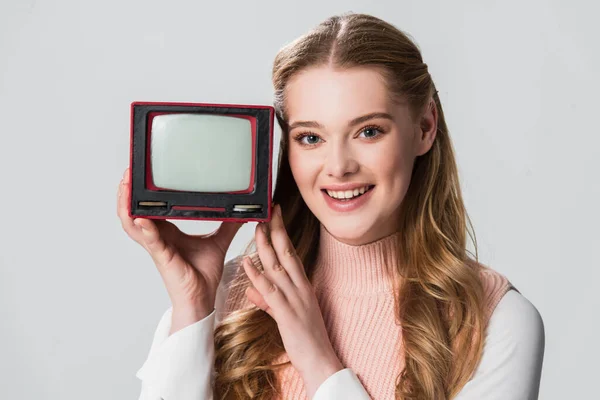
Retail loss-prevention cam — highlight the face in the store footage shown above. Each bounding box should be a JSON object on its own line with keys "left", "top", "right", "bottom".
{"left": 284, "top": 66, "right": 437, "bottom": 245}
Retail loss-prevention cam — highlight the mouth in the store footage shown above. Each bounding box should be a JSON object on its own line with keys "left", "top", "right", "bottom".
{"left": 321, "top": 185, "right": 375, "bottom": 201}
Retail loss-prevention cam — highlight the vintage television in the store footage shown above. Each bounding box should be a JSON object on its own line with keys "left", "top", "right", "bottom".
{"left": 128, "top": 101, "right": 275, "bottom": 222}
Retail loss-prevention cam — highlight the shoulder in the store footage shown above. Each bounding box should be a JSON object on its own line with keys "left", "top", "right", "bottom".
{"left": 480, "top": 289, "right": 545, "bottom": 380}
{"left": 471, "top": 259, "right": 545, "bottom": 352}
{"left": 475, "top": 262, "right": 513, "bottom": 292}
{"left": 456, "top": 290, "right": 545, "bottom": 398}
{"left": 488, "top": 289, "right": 545, "bottom": 350}
{"left": 472, "top": 261, "right": 518, "bottom": 320}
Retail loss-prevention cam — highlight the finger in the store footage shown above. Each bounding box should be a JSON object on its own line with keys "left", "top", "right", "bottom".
{"left": 133, "top": 218, "right": 191, "bottom": 289}
{"left": 268, "top": 204, "right": 307, "bottom": 287}
{"left": 117, "top": 168, "right": 136, "bottom": 233}
{"left": 242, "top": 256, "right": 286, "bottom": 314}
{"left": 255, "top": 222, "right": 296, "bottom": 294}
{"left": 134, "top": 218, "right": 177, "bottom": 268}
{"left": 117, "top": 168, "right": 129, "bottom": 210}
{"left": 245, "top": 286, "right": 272, "bottom": 316}
{"left": 213, "top": 222, "right": 244, "bottom": 254}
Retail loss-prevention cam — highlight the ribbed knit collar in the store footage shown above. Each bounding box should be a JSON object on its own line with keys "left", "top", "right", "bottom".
{"left": 311, "top": 224, "right": 401, "bottom": 294}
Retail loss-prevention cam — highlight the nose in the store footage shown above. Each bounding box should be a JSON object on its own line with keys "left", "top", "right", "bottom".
{"left": 324, "top": 143, "right": 359, "bottom": 178}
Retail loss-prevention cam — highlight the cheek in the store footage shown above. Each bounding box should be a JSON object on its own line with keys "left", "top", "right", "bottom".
{"left": 371, "top": 139, "right": 415, "bottom": 193}
{"left": 288, "top": 149, "right": 319, "bottom": 190}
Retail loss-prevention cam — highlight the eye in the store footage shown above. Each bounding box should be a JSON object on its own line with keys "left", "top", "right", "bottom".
{"left": 358, "top": 126, "right": 384, "bottom": 139}
{"left": 293, "top": 133, "right": 323, "bottom": 146}
{"left": 303, "top": 134, "right": 321, "bottom": 145}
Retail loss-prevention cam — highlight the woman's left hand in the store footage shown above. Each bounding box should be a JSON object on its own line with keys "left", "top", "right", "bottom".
{"left": 242, "top": 204, "right": 344, "bottom": 398}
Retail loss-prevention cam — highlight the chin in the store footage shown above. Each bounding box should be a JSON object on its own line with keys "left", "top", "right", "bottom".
{"left": 321, "top": 216, "right": 377, "bottom": 245}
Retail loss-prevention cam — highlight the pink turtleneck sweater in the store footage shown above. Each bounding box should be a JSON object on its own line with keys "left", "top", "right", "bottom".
{"left": 136, "top": 225, "right": 545, "bottom": 400}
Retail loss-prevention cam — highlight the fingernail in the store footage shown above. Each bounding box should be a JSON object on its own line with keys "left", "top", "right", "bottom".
{"left": 244, "top": 256, "right": 254, "bottom": 268}
{"left": 275, "top": 204, "right": 281, "bottom": 216}
{"left": 134, "top": 219, "right": 144, "bottom": 231}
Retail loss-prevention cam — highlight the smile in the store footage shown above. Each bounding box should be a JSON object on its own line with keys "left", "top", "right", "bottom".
{"left": 324, "top": 185, "right": 374, "bottom": 200}
{"left": 321, "top": 185, "right": 375, "bottom": 212}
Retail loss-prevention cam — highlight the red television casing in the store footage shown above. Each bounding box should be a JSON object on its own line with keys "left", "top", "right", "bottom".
{"left": 128, "top": 101, "right": 275, "bottom": 222}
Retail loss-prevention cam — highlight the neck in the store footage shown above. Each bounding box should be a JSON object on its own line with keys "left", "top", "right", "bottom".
{"left": 311, "top": 224, "right": 401, "bottom": 294}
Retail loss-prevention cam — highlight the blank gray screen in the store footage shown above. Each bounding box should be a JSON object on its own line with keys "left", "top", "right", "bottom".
{"left": 150, "top": 113, "right": 253, "bottom": 192}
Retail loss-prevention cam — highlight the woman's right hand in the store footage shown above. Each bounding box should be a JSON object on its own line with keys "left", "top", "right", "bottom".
{"left": 116, "top": 168, "right": 244, "bottom": 328}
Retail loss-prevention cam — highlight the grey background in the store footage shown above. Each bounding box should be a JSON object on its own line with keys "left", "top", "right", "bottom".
{"left": 0, "top": 0, "right": 597, "bottom": 399}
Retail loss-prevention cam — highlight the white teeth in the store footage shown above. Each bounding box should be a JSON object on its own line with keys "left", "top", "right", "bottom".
{"left": 325, "top": 186, "right": 372, "bottom": 200}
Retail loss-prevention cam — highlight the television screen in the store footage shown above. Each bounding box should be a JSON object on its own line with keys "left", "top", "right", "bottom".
{"left": 150, "top": 113, "right": 253, "bottom": 192}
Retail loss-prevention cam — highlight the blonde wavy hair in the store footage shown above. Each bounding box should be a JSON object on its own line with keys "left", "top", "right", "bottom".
{"left": 213, "top": 13, "right": 486, "bottom": 399}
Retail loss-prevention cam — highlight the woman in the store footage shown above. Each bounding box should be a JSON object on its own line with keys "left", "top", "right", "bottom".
{"left": 119, "top": 13, "right": 545, "bottom": 400}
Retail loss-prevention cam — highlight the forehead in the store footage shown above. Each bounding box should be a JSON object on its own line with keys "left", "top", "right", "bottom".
{"left": 284, "top": 66, "right": 396, "bottom": 126}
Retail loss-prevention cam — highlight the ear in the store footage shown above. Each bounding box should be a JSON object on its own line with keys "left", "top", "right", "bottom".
{"left": 415, "top": 98, "right": 438, "bottom": 156}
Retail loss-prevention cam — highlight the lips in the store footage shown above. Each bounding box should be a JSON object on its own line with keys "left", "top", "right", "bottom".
{"left": 324, "top": 185, "right": 374, "bottom": 200}
{"left": 321, "top": 185, "right": 375, "bottom": 212}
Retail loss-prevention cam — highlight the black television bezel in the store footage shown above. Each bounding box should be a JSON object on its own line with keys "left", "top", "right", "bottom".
{"left": 128, "top": 101, "right": 274, "bottom": 222}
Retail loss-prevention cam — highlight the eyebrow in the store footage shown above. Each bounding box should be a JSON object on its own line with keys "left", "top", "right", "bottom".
{"left": 288, "top": 112, "right": 394, "bottom": 131}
